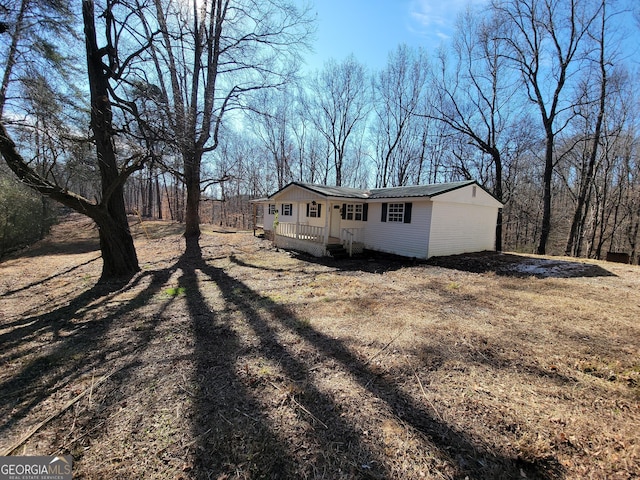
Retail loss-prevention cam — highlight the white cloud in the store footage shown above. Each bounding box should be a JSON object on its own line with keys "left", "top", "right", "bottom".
{"left": 410, "top": 1, "right": 448, "bottom": 28}
{"left": 408, "top": 0, "right": 489, "bottom": 38}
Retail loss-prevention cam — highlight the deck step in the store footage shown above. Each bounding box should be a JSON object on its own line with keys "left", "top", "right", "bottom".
{"left": 326, "top": 243, "right": 349, "bottom": 259}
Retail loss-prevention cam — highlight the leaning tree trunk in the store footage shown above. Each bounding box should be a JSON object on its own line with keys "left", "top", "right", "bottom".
{"left": 492, "top": 149, "right": 504, "bottom": 252}
{"left": 1, "top": 0, "right": 141, "bottom": 281}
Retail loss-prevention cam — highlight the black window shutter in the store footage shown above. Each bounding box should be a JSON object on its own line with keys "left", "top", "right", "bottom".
{"left": 318, "top": 204, "right": 322, "bottom": 217}
{"left": 341, "top": 203, "right": 346, "bottom": 219}
{"left": 362, "top": 203, "right": 368, "bottom": 221}
{"left": 381, "top": 203, "right": 387, "bottom": 222}
{"left": 306, "top": 203, "right": 310, "bottom": 217}
{"left": 404, "top": 202, "right": 412, "bottom": 223}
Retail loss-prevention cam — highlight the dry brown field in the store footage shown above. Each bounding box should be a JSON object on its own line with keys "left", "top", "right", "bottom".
{"left": 0, "top": 214, "right": 638, "bottom": 479}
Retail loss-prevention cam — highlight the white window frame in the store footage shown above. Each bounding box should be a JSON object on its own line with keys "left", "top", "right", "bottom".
{"left": 345, "top": 203, "right": 364, "bottom": 221}
{"left": 309, "top": 203, "right": 320, "bottom": 218}
{"left": 387, "top": 203, "right": 404, "bottom": 222}
{"left": 345, "top": 204, "right": 354, "bottom": 220}
{"left": 354, "top": 204, "right": 364, "bottom": 221}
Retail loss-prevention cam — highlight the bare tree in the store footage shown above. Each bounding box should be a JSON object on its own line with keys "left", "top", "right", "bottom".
{"left": 494, "top": 0, "right": 602, "bottom": 254}
{"left": 303, "top": 55, "right": 371, "bottom": 186}
{"left": 0, "top": 0, "right": 77, "bottom": 116}
{"left": 248, "top": 88, "right": 295, "bottom": 189}
{"left": 565, "top": 0, "right": 619, "bottom": 256}
{"left": 429, "top": 9, "right": 524, "bottom": 251}
{"left": 136, "top": 0, "right": 313, "bottom": 251}
{"left": 371, "top": 44, "right": 429, "bottom": 188}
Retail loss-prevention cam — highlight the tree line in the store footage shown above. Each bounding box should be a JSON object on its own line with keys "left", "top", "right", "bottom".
{"left": 1, "top": 0, "right": 639, "bottom": 277}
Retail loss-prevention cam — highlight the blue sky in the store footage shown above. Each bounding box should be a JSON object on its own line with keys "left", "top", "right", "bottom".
{"left": 301, "top": 0, "right": 490, "bottom": 71}
{"left": 300, "top": 0, "right": 640, "bottom": 73}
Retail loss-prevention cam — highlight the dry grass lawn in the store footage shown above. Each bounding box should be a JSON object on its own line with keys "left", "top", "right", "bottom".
{"left": 0, "top": 214, "right": 638, "bottom": 479}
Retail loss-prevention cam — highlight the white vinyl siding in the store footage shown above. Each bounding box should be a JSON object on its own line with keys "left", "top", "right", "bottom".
{"left": 364, "top": 201, "right": 432, "bottom": 259}
{"left": 435, "top": 184, "right": 502, "bottom": 208}
{"left": 427, "top": 201, "right": 497, "bottom": 257}
{"left": 263, "top": 185, "right": 326, "bottom": 232}
{"left": 276, "top": 186, "right": 321, "bottom": 203}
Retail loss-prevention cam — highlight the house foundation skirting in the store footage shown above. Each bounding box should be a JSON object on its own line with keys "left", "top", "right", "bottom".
{"left": 346, "top": 242, "right": 365, "bottom": 255}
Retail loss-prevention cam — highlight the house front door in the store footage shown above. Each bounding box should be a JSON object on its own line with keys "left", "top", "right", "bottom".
{"left": 330, "top": 204, "right": 341, "bottom": 238}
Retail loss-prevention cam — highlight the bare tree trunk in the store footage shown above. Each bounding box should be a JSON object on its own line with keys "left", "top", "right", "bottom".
{"left": 156, "top": 175, "right": 162, "bottom": 219}
{"left": 184, "top": 150, "right": 201, "bottom": 252}
{"left": 537, "top": 137, "right": 554, "bottom": 255}
{"left": 163, "top": 176, "right": 173, "bottom": 220}
{"left": 83, "top": 0, "right": 139, "bottom": 279}
{"left": 629, "top": 219, "right": 639, "bottom": 264}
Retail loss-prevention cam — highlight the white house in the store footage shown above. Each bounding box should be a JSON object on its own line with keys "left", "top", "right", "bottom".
{"left": 253, "top": 180, "right": 503, "bottom": 259}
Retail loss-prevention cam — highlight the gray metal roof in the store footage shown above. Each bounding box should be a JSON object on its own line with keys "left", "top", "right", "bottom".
{"left": 271, "top": 182, "right": 371, "bottom": 199}
{"left": 269, "top": 180, "right": 478, "bottom": 200}
{"left": 369, "top": 180, "right": 476, "bottom": 199}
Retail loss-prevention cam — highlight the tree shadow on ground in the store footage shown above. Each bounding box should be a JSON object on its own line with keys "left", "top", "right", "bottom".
{"left": 8, "top": 239, "right": 101, "bottom": 259}
{"left": 261, "top": 247, "right": 615, "bottom": 279}
{"left": 0, "top": 269, "right": 177, "bottom": 452}
{"left": 426, "top": 251, "right": 616, "bottom": 278}
{"left": 0, "top": 256, "right": 101, "bottom": 298}
{"left": 177, "top": 245, "right": 388, "bottom": 478}
{"left": 182, "top": 244, "right": 564, "bottom": 479}
{"left": 1, "top": 243, "right": 566, "bottom": 478}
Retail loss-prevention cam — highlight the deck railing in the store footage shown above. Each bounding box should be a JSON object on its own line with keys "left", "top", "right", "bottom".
{"left": 276, "top": 222, "right": 325, "bottom": 243}
{"left": 276, "top": 223, "right": 365, "bottom": 250}
{"left": 340, "top": 228, "right": 364, "bottom": 256}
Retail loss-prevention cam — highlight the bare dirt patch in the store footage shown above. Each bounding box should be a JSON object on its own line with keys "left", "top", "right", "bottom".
{"left": 1, "top": 215, "right": 638, "bottom": 479}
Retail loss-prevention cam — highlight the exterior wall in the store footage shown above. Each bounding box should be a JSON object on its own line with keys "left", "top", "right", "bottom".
{"left": 276, "top": 185, "right": 323, "bottom": 202}
{"left": 263, "top": 185, "right": 327, "bottom": 233}
{"left": 262, "top": 202, "right": 301, "bottom": 232}
{"left": 263, "top": 210, "right": 274, "bottom": 233}
{"left": 427, "top": 201, "right": 498, "bottom": 257}
{"left": 363, "top": 200, "right": 432, "bottom": 259}
{"left": 301, "top": 202, "right": 328, "bottom": 228}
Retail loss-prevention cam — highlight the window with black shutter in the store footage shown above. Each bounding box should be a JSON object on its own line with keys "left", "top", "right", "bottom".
{"left": 387, "top": 203, "right": 404, "bottom": 222}
{"left": 382, "top": 202, "right": 411, "bottom": 223}
{"left": 307, "top": 203, "right": 321, "bottom": 218}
